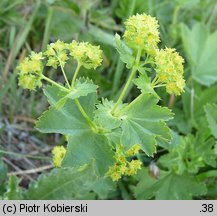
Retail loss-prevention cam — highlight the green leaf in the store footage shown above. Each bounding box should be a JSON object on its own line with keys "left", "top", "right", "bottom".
{"left": 62, "top": 131, "right": 115, "bottom": 176}
{"left": 45, "top": 78, "right": 98, "bottom": 109}
{"left": 68, "top": 78, "right": 98, "bottom": 100}
{"left": 134, "top": 169, "right": 207, "bottom": 200}
{"left": 88, "top": 26, "right": 115, "bottom": 47}
{"left": 114, "top": 33, "right": 134, "bottom": 69}
{"left": 94, "top": 99, "right": 124, "bottom": 130}
{"left": 134, "top": 168, "right": 160, "bottom": 200}
{"left": 182, "top": 83, "right": 217, "bottom": 129}
{"left": 155, "top": 173, "right": 207, "bottom": 200}
{"left": 181, "top": 23, "right": 217, "bottom": 86}
{"left": 4, "top": 175, "right": 23, "bottom": 200}
{"left": 204, "top": 103, "right": 217, "bottom": 139}
{"left": 92, "top": 177, "right": 116, "bottom": 199}
{"left": 26, "top": 164, "right": 97, "bottom": 200}
{"left": 121, "top": 94, "right": 173, "bottom": 156}
{"left": 158, "top": 132, "right": 216, "bottom": 174}
{"left": 133, "top": 74, "right": 159, "bottom": 97}
{"left": 36, "top": 85, "right": 96, "bottom": 136}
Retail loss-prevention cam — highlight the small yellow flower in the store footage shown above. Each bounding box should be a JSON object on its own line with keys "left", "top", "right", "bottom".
{"left": 46, "top": 56, "right": 59, "bottom": 69}
{"left": 68, "top": 40, "right": 103, "bottom": 69}
{"left": 52, "top": 146, "right": 66, "bottom": 168}
{"left": 31, "top": 60, "right": 42, "bottom": 73}
{"left": 107, "top": 145, "right": 143, "bottom": 181}
{"left": 110, "top": 171, "right": 122, "bottom": 181}
{"left": 50, "top": 40, "right": 66, "bottom": 53}
{"left": 57, "top": 51, "right": 69, "bottom": 63}
{"left": 166, "top": 77, "right": 185, "bottom": 96}
{"left": 17, "top": 52, "right": 44, "bottom": 90}
{"left": 30, "top": 51, "right": 44, "bottom": 61}
{"left": 123, "top": 13, "right": 160, "bottom": 55}
{"left": 155, "top": 48, "right": 185, "bottom": 95}
{"left": 18, "top": 74, "right": 42, "bottom": 90}
{"left": 126, "top": 144, "right": 141, "bottom": 156}
{"left": 44, "top": 40, "right": 68, "bottom": 68}
{"left": 17, "top": 57, "right": 30, "bottom": 74}
{"left": 44, "top": 45, "right": 55, "bottom": 56}
{"left": 125, "top": 160, "right": 142, "bottom": 176}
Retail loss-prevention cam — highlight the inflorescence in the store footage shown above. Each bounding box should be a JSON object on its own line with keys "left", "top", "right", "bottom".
{"left": 17, "top": 40, "right": 103, "bottom": 90}
{"left": 107, "top": 144, "right": 142, "bottom": 181}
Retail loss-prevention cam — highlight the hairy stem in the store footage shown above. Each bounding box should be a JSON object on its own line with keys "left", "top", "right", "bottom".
{"left": 71, "top": 62, "right": 81, "bottom": 88}
{"left": 111, "top": 48, "right": 142, "bottom": 114}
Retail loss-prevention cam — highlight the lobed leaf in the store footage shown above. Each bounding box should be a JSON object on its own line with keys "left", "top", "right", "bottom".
{"left": 121, "top": 94, "right": 173, "bottom": 156}
{"left": 134, "top": 168, "right": 207, "bottom": 200}
{"left": 181, "top": 23, "right": 217, "bottom": 86}
{"left": 26, "top": 164, "right": 97, "bottom": 200}
{"left": 62, "top": 131, "right": 115, "bottom": 176}
{"left": 36, "top": 85, "right": 96, "bottom": 136}
{"left": 133, "top": 74, "right": 159, "bottom": 97}
{"left": 94, "top": 99, "right": 124, "bottom": 130}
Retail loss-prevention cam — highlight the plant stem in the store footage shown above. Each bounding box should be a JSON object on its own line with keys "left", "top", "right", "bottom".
{"left": 154, "top": 84, "right": 166, "bottom": 88}
{"left": 74, "top": 99, "right": 97, "bottom": 131}
{"left": 111, "top": 48, "right": 142, "bottom": 114}
{"left": 71, "top": 62, "right": 81, "bottom": 88}
{"left": 41, "top": 75, "right": 69, "bottom": 92}
{"left": 57, "top": 56, "right": 70, "bottom": 88}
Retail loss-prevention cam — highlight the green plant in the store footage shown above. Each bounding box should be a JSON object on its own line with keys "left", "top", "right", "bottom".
{"left": 10, "top": 13, "right": 186, "bottom": 199}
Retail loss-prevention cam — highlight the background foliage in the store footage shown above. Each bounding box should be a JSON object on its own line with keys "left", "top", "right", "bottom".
{"left": 1, "top": 0, "right": 217, "bottom": 200}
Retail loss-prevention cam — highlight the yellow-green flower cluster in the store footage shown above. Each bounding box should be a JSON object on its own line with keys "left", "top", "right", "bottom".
{"left": 107, "top": 144, "right": 142, "bottom": 181}
{"left": 17, "top": 52, "right": 44, "bottom": 90}
{"left": 155, "top": 48, "right": 185, "bottom": 95}
{"left": 126, "top": 144, "right": 141, "bottom": 156}
{"left": 123, "top": 13, "right": 160, "bottom": 55}
{"left": 44, "top": 40, "right": 69, "bottom": 68}
{"left": 68, "top": 40, "right": 103, "bottom": 69}
{"left": 52, "top": 146, "right": 66, "bottom": 168}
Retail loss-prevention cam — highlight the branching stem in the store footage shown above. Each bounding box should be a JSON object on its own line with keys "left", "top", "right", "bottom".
{"left": 111, "top": 48, "right": 142, "bottom": 114}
